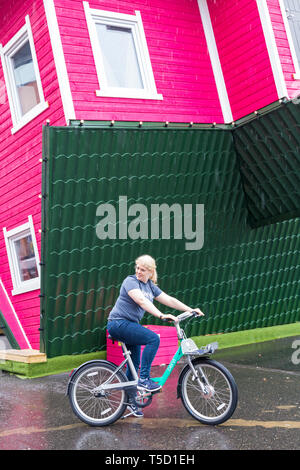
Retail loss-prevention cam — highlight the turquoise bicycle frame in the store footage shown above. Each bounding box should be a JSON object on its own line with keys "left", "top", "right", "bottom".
{"left": 152, "top": 343, "right": 184, "bottom": 387}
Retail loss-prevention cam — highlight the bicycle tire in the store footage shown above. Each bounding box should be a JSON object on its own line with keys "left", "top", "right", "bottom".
{"left": 179, "top": 358, "right": 238, "bottom": 425}
{"left": 68, "top": 361, "right": 128, "bottom": 426}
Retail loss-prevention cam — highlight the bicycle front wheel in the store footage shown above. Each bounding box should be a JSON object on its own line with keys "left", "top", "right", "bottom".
{"left": 179, "top": 358, "right": 238, "bottom": 425}
{"left": 68, "top": 361, "right": 128, "bottom": 426}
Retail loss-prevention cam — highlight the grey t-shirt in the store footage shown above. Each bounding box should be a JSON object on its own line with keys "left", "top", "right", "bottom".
{"left": 108, "top": 275, "right": 162, "bottom": 323}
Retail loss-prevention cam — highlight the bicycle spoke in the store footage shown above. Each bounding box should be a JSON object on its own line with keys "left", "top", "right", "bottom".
{"left": 181, "top": 360, "right": 236, "bottom": 424}
{"left": 69, "top": 363, "right": 127, "bottom": 426}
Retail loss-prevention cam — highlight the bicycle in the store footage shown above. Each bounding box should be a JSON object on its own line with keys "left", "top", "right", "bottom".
{"left": 67, "top": 311, "right": 238, "bottom": 426}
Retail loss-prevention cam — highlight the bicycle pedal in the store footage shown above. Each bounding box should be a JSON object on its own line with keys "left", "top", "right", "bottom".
{"left": 139, "top": 391, "right": 152, "bottom": 398}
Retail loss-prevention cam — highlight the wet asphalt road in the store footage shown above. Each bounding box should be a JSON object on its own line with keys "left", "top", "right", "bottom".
{"left": 0, "top": 336, "right": 299, "bottom": 451}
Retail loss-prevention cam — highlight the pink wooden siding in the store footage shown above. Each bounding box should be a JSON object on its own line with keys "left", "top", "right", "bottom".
{"left": 207, "top": 0, "right": 279, "bottom": 121}
{"left": 267, "top": 0, "right": 300, "bottom": 98}
{"left": 0, "top": 0, "right": 66, "bottom": 349}
{"left": 53, "top": 0, "right": 224, "bottom": 123}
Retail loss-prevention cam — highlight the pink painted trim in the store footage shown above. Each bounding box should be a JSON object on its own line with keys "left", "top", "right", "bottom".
{"left": 0, "top": 278, "right": 32, "bottom": 349}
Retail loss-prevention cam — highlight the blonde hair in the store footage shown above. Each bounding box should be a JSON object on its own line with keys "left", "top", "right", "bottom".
{"left": 135, "top": 255, "right": 158, "bottom": 284}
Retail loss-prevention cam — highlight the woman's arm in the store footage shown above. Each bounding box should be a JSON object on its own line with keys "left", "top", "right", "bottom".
{"left": 155, "top": 292, "right": 205, "bottom": 316}
{"left": 128, "top": 289, "right": 178, "bottom": 322}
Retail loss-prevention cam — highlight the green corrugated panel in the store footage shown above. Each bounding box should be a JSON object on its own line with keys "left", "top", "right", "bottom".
{"left": 233, "top": 99, "right": 300, "bottom": 227}
{"left": 41, "top": 118, "right": 300, "bottom": 357}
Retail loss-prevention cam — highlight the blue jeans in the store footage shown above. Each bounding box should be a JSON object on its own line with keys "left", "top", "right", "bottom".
{"left": 107, "top": 319, "right": 160, "bottom": 381}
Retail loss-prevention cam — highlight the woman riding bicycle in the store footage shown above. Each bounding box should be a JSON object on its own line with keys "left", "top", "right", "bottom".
{"left": 107, "top": 254, "right": 204, "bottom": 416}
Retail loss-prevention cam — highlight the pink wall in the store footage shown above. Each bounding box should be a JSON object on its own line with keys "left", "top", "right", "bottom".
{"left": 0, "top": 0, "right": 66, "bottom": 349}
{"left": 54, "top": 0, "right": 224, "bottom": 123}
{"left": 1, "top": 0, "right": 299, "bottom": 352}
{"left": 267, "top": 0, "right": 300, "bottom": 99}
{"left": 107, "top": 325, "right": 178, "bottom": 366}
{"left": 207, "top": 0, "right": 279, "bottom": 121}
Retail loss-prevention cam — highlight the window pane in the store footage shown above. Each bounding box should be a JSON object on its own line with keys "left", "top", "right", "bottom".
{"left": 14, "top": 234, "right": 38, "bottom": 282}
{"left": 96, "top": 24, "right": 143, "bottom": 89}
{"left": 12, "top": 41, "right": 40, "bottom": 116}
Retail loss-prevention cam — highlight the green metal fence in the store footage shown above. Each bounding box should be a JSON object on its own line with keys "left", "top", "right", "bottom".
{"left": 41, "top": 101, "right": 300, "bottom": 358}
{"left": 233, "top": 99, "right": 300, "bottom": 227}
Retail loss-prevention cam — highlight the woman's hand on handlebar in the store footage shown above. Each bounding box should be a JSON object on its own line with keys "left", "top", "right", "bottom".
{"left": 161, "top": 309, "right": 204, "bottom": 323}
{"left": 161, "top": 313, "right": 179, "bottom": 323}
{"left": 191, "top": 308, "right": 205, "bottom": 317}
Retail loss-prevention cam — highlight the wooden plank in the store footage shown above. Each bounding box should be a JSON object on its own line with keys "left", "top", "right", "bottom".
{"left": 0, "top": 349, "right": 47, "bottom": 364}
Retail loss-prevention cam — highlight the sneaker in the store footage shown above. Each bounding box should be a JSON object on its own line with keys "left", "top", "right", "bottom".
{"left": 127, "top": 402, "right": 144, "bottom": 418}
{"left": 137, "top": 377, "right": 162, "bottom": 392}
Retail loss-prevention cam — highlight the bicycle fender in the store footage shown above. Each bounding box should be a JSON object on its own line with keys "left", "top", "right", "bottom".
{"left": 66, "top": 359, "right": 118, "bottom": 396}
{"left": 176, "top": 365, "right": 186, "bottom": 399}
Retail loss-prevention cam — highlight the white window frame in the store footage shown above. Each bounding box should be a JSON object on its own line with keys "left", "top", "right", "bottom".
{"left": 3, "top": 216, "right": 41, "bottom": 296}
{"left": 83, "top": 2, "right": 163, "bottom": 100}
{"left": 197, "top": 0, "right": 233, "bottom": 123}
{"left": 256, "top": 0, "right": 288, "bottom": 99}
{"left": 0, "top": 15, "right": 49, "bottom": 134}
{"left": 278, "top": 0, "right": 300, "bottom": 79}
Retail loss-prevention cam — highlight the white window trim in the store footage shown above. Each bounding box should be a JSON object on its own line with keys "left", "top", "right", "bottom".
{"left": 197, "top": 0, "right": 233, "bottom": 123}
{"left": 278, "top": 0, "right": 300, "bottom": 80}
{"left": 256, "top": 0, "right": 288, "bottom": 99}
{"left": 43, "top": 0, "right": 76, "bottom": 124}
{"left": 83, "top": 2, "right": 163, "bottom": 100}
{"left": 3, "top": 215, "right": 41, "bottom": 296}
{"left": 0, "top": 15, "right": 49, "bottom": 135}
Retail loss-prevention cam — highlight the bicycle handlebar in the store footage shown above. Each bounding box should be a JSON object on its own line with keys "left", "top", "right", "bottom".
{"left": 176, "top": 310, "right": 199, "bottom": 322}
{"left": 161, "top": 310, "right": 199, "bottom": 324}
{"left": 160, "top": 311, "right": 199, "bottom": 339}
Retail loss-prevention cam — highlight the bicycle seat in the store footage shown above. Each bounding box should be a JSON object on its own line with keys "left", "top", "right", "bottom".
{"left": 107, "top": 334, "right": 119, "bottom": 343}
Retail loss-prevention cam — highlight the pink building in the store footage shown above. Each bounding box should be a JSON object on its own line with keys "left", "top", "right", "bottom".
{"left": 0, "top": 0, "right": 299, "bottom": 353}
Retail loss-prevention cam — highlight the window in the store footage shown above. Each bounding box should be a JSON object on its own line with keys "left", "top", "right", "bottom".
{"left": 280, "top": 0, "right": 300, "bottom": 78}
{"left": 83, "top": 2, "right": 163, "bottom": 100}
{"left": 0, "top": 16, "right": 49, "bottom": 133}
{"left": 3, "top": 216, "right": 40, "bottom": 295}
{"left": 96, "top": 24, "right": 143, "bottom": 90}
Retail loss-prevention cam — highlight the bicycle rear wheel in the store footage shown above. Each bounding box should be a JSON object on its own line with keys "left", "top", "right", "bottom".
{"left": 68, "top": 361, "right": 128, "bottom": 426}
{"left": 179, "top": 358, "right": 238, "bottom": 425}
